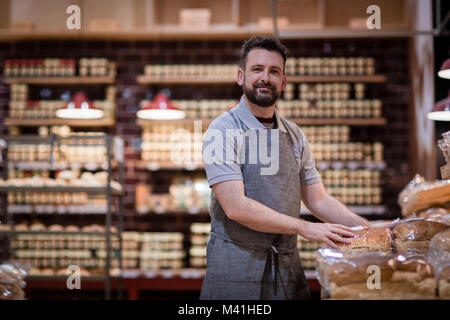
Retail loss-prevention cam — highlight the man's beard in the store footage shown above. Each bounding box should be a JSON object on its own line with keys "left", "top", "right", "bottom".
{"left": 243, "top": 77, "right": 280, "bottom": 108}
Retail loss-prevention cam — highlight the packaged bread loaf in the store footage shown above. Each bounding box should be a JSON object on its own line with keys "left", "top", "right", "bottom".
{"left": 392, "top": 219, "right": 449, "bottom": 256}
{"left": 317, "top": 249, "right": 437, "bottom": 299}
{"left": 425, "top": 229, "right": 450, "bottom": 299}
{"left": 0, "top": 263, "right": 26, "bottom": 300}
{"left": 336, "top": 227, "right": 393, "bottom": 254}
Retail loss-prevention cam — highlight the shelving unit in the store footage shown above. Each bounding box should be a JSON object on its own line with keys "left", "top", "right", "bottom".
{"left": 0, "top": 134, "right": 125, "bottom": 300}
{"left": 3, "top": 76, "right": 115, "bottom": 85}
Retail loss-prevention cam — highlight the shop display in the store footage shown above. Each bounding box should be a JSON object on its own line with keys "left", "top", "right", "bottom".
{"left": 277, "top": 99, "right": 382, "bottom": 119}
{"left": 302, "top": 126, "right": 350, "bottom": 143}
{"left": 426, "top": 230, "right": 450, "bottom": 299}
{"left": 141, "top": 124, "right": 203, "bottom": 164}
{"left": 286, "top": 57, "right": 376, "bottom": 76}
{"left": 3, "top": 58, "right": 115, "bottom": 78}
{"left": 189, "top": 223, "right": 210, "bottom": 268}
{"left": 143, "top": 64, "right": 237, "bottom": 78}
{"left": 135, "top": 175, "right": 210, "bottom": 214}
{"left": 297, "top": 236, "right": 321, "bottom": 270}
{"left": 140, "top": 232, "right": 185, "bottom": 269}
{"left": 8, "top": 86, "right": 116, "bottom": 120}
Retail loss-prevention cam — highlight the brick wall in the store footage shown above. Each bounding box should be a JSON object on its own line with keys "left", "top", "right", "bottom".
{"left": 0, "top": 38, "right": 410, "bottom": 231}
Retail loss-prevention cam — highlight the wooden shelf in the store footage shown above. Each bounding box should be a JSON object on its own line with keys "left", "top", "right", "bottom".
{"left": 0, "top": 186, "right": 122, "bottom": 195}
{"left": 137, "top": 75, "right": 386, "bottom": 85}
{"left": 8, "top": 160, "right": 117, "bottom": 171}
{"left": 287, "top": 75, "right": 387, "bottom": 83}
{"left": 290, "top": 118, "right": 387, "bottom": 126}
{"left": 136, "top": 161, "right": 204, "bottom": 171}
{"left": 3, "top": 118, "right": 115, "bottom": 127}
{"left": 138, "top": 118, "right": 386, "bottom": 126}
{"left": 3, "top": 76, "right": 115, "bottom": 85}
{"left": 137, "top": 75, "right": 236, "bottom": 85}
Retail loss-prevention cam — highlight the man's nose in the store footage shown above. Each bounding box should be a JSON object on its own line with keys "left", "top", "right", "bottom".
{"left": 260, "top": 70, "right": 271, "bottom": 82}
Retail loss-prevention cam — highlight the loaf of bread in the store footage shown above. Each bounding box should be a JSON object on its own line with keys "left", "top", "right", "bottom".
{"left": 393, "top": 219, "right": 449, "bottom": 255}
{"left": 327, "top": 256, "right": 437, "bottom": 299}
{"left": 337, "top": 227, "right": 393, "bottom": 253}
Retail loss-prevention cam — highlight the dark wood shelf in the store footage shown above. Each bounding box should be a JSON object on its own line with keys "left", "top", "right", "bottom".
{"left": 137, "top": 74, "right": 386, "bottom": 85}
{"left": 0, "top": 185, "right": 122, "bottom": 195}
{"left": 3, "top": 76, "right": 115, "bottom": 85}
{"left": 3, "top": 118, "right": 115, "bottom": 127}
{"left": 137, "top": 118, "right": 386, "bottom": 126}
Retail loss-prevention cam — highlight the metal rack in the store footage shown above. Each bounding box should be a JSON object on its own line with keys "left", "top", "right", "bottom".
{"left": 0, "top": 133, "right": 124, "bottom": 300}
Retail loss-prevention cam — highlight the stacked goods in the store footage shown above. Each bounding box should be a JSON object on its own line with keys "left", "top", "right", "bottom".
{"left": 141, "top": 124, "right": 203, "bottom": 164}
{"left": 277, "top": 99, "right": 382, "bottom": 119}
{"left": 0, "top": 170, "right": 122, "bottom": 192}
{"left": 301, "top": 126, "right": 350, "bottom": 143}
{"left": 398, "top": 175, "right": 450, "bottom": 218}
{"left": 3, "top": 59, "right": 76, "bottom": 77}
{"left": 310, "top": 142, "right": 383, "bottom": 162}
{"left": 189, "top": 223, "right": 210, "bottom": 268}
{"left": 140, "top": 232, "right": 185, "bottom": 269}
{"left": 135, "top": 176, "right": 210, "bottom": 214}
{"left": 297, "top": 236, "right": 321, "bottom": 269}
{"left": 286, "top": 57, "right": 375, "bottom": 76}
{"left": 298, "top": 83, "right": 352, "bottom": 100}
{"left": 4, "top": 223, "right": 120, "bottom": 275}
{"left": 8, "top": 86, "right": 115, "bottom": 120}
{"left": 0, "top": 263, "right": 26, "bottom": 300}
{"left": 78, "top": 58, "right": 116, "bottom": 77}
{"left": 143, "top": 64, "right": 237, "bottom": 78}
{"left": 170, "top": 99, "right": 237, "bottom": 119}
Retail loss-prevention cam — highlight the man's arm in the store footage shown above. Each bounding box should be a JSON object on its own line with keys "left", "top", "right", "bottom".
{"left": 213, "top": 180, "right": 356, "bottom": 249}
{"left": 301, "top": 182, "right": 370, "bottom": 227}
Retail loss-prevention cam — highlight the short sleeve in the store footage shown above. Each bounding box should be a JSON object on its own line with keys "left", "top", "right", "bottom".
{"left": 202, "top": 118, "right": 243, "bottom": 187}
{"left": 299, "top": 131, "right": 322, "bottom": 186}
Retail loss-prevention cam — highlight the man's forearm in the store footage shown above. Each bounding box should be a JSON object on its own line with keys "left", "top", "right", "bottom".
{"left": 229, "top": 196, "right": 306, "bottom": 235}
{"left": 308, "top": 194, "right": 370, "bottom": 227}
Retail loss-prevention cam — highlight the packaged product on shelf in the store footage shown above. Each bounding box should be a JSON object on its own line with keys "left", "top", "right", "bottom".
{"left": 426, "top": 229, "right": 450, "bottom": 299}
{"left": 398, "top": 174, "right": 450, "bottom": 217}
{"left": 316, "top": 249, "right": 437, "bottom": 299}
{"left": 392, "top": 219, "right": 449, "bottom": 257}
{"left": 335, "top": 227, "right": 394, "bottom": 254}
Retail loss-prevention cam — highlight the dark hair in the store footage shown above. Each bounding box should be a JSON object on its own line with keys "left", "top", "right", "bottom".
{"left": 240, "top": 36, "right": 288, "bottom": 71}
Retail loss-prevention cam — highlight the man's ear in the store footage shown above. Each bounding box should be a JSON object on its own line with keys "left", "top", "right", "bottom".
{"left": 237, "top": 68, "right": 244, "bottom": 86}
{"left": 281, "top": 73, "right": 287, "bottom": 91}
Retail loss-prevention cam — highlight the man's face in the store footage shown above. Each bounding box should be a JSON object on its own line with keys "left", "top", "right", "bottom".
{"left": 238, "top": 48, "right": 286, "bottom": 107}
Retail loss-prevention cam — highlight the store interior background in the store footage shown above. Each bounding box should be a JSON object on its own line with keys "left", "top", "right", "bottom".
{"left": 0, "top": 0, "right": 449, "bottom": 300}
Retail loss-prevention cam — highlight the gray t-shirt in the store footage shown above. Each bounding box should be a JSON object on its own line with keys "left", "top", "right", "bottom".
{"left": 202, "top": 97, "right": 321, "bottom": 187}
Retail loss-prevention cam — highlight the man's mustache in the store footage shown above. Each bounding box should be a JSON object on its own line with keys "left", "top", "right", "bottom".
{"left": 254, "top": 82, "right": 276, "bottom": 90}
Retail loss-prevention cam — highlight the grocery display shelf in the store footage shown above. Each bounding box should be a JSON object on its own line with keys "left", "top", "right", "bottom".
{"left": 3, "top": 76, "right": 115, "bottom": 85}
{"left": 8, "top": 160, "right": 117, "bottom": 171}
{"left": 137, "top": 74, "right": 386, "bottom": 85}
{"left": 136, "top": 160, "right": 386, "bottom": 171}
{"left": 300, "top": 205, "right": 386, "bottom": 216}
{"left": 0, "top": 230, "right": 120, "bottom": 237}
{"left": 0, "top": 186, "right": 122, "bottom": 195}
{"left": 3, "top": 118, "right": 115, "bottom": 127}
{"left": 137, "top": 118, "right": 387, "bottom": 126}
{"left": 7, "top": 204, "right": 111, "bottom": 215}
{"left": 138, "top": 208, "right": 210, "bottom": 216}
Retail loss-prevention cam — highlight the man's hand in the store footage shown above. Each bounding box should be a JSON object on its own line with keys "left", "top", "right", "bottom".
{"left": 300, "top": 221, "right": 356, "bottom": 249}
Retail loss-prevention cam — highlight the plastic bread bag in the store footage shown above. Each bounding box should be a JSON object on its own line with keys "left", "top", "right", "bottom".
{"left": 392, "top": 218, "right": 449, "bottom": 257}
{"left": 0, "top": 261, "right": 27, "bottom": 300}
{"left": 398, "top": 174, "right": 450, "bottom": 217}
{"left": 315, "top": 248, "right": 395, "bottom": 299}
{"left": 317, "top": 249, "right": 437, "bottom": 299}
{"left": 426, "top": 229, "right": 450, "bottom": 298}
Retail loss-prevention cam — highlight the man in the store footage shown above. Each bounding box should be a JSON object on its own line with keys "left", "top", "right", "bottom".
{"left": 200, "top": 36, "right": 373, "bottom": 300}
